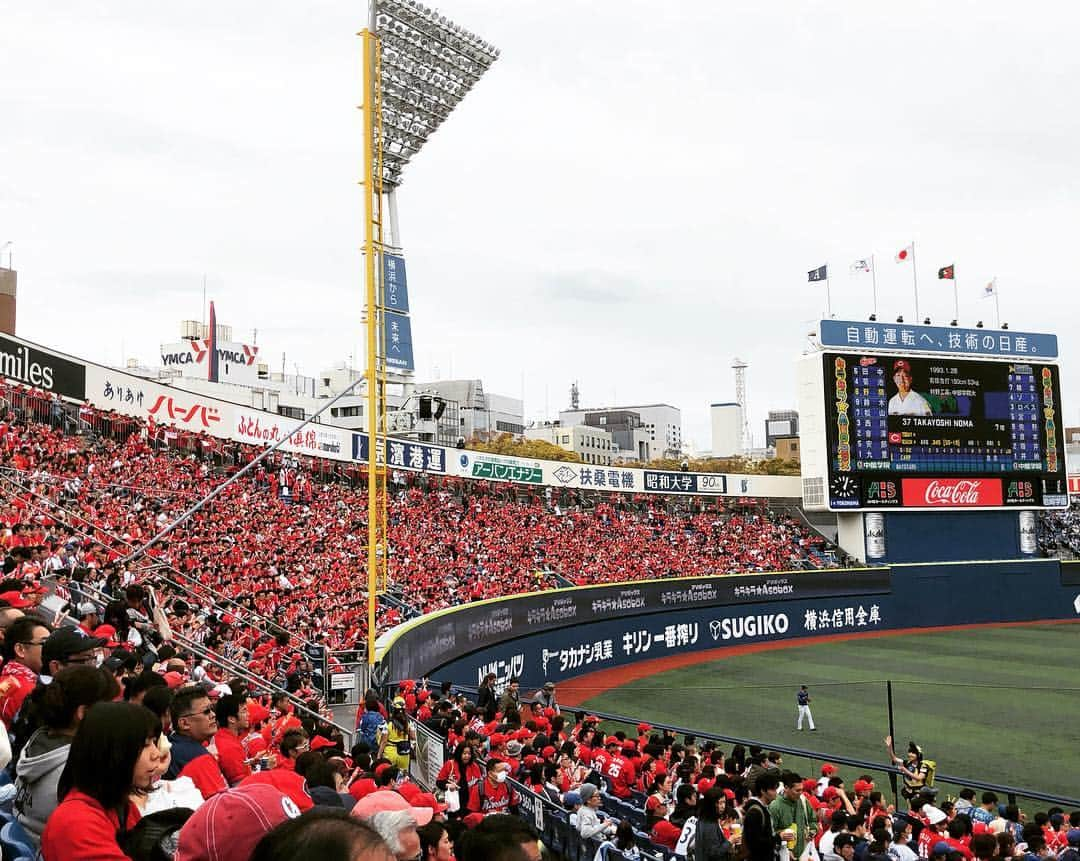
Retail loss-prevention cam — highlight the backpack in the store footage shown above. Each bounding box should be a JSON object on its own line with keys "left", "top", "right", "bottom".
{"left": 358, "top": 710, "right": 385, "bottom": 749}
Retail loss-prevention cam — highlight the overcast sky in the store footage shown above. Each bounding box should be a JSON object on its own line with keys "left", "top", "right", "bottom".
{"left": 3, "top": 1, "right": 1079, "bottom": 452}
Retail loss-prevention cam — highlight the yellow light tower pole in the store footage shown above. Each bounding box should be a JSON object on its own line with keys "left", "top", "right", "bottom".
{"left": 360, "top": 25, "right": 387, "bottom": 669}
{"left": 358, "top": 0, "right": 499, "bottom": 674}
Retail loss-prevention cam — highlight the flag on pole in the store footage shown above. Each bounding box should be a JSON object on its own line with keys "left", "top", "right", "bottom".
{"left": 983, "top": 279, "right": 997, "bottom": 298}
{"left": 938, "top": 264, "right": 955, "bottom": 280}
{"left": 808, "top": 264, "right": 827, "bottom": 282}
{"left": 895, "top": 245, "right": 913, "bottom": 263}
{"left": 851, "top": 258, "right": 872, "bottom": 273}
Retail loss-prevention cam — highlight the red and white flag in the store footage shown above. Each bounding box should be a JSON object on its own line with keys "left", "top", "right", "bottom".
{"left": 895, "top": 244, "right": 913, "bottom": 263}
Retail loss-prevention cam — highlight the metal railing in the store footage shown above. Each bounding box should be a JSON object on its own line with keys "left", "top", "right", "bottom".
{"left": 577, "top": 705, "right": 1080, "bottom": 809}
{"left": 0, "top": 466, "right": 325, "bottom": 657}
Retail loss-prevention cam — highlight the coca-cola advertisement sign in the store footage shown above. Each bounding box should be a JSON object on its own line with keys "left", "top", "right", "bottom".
{"left": 901, "top": 478, "right": 1003, "bottom": 507}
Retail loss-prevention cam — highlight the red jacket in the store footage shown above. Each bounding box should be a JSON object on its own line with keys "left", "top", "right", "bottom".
{"left": 41, "top": 790, "right": 141, "bottom": 861}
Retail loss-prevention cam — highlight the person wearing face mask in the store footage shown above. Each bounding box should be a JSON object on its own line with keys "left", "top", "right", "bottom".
{"left": 379, "top": 696, "right": 416, "bottom": 773}
{"left": 465, "top": 758, "right": 519, "bottom": 826}
{"left": 40, "top": 702, "right": 170, "bottom": 860}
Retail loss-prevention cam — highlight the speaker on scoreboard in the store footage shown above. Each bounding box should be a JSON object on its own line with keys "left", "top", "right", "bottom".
{"left": 418, "top": 396, "right": 433, "bottom": 420}
{"left": 433, "top": 398, "right": 447, "bottom": 420}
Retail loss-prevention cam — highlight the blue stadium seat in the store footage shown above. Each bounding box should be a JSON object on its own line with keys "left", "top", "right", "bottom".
{"left": 1, "top": 820, "right": 35, "bottom": 861}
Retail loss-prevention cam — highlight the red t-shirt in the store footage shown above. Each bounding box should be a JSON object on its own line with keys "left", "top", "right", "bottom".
{"left": 41, "top": 790, "right": 141, "bottom": 861}
{"left": 605, "top": 754, "right": 637, "bottom": 799}
{"left": 215, "top": 727, "right": 251, "bottom": 786}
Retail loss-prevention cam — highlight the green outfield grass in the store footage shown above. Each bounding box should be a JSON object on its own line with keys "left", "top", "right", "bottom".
{"left": 581, "top": 623, "right": 1080, "bottom": 800}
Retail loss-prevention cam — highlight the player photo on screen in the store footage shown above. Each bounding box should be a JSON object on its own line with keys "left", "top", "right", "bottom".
{"left": 823, "top": 353, "right": 1067, "bottom": 510}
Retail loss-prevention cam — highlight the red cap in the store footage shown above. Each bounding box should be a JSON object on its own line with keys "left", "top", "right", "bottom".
{"left": 637, "top": 722, "right": 652, "bottom": 733}
{"left": 489, "top": 733, "right": 506, "bottom": 748}
{"left": 397, "top": 781, "right": 422, "bottom": 802}
{"left": 542, "top": 746, "right": 557, "bottom": 758}
{"left": 821, "top": 763, "right": 838, "bottom": 776}
{"left": 723, "top": 789, "right": 735, "bottom": 800}
{"left": 823, "top": 787, "right": 840, "bottom": 801}
{"left": 163, "top": 671, "right": 185, "bottom": 689}
{"left": 415, "top": 792, "right": 449, "bottom": 814}
{"left": 646, "top": 795, "right": 667, "bottom": 812}
{"left": 310, "top": 736, "right": 336, "bottom": 752}
{"left": 803, "top": 779, "right": 818, "bottom": 793}
{"left": 416, "top": 690, "right": 430, "bottom": 702}
{"left": 399, "top": 679, "right": 416, "bottom": 691}
{"left": 893, "top": 359, "right": 912, "bottom": 373}
{"left": 247, "top": 702, "right": 270, "bottom": 724}
{"left": 374, "top": 763, "right": 393, "bottom": 778}
{"left": 349, "top": 778, "right": 378, "bottom": 802}
{"left": 176, "top": 783, "right": 302, "bottom": 861}
{"left": 853, "top": 779, "right": 874, "bottom": 794}
{"left": 585, "top": 715, "right": 600, "bottom": 723}
{"left": 604, "top": 736, "right": 619, "bottom": 747}
{"left": 240, "top": 770, "right": 314, "bottom": 813}
{"left": 351, "top": 790, "right": 433, "bottom": 826}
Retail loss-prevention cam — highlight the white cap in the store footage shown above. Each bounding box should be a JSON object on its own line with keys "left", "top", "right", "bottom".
{"left": 923, "top": 805, "right": 947, "bottom": 825}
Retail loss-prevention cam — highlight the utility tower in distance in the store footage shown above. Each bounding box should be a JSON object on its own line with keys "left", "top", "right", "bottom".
{"left": 732, "top": 357, "right": 751, "bottom": 452}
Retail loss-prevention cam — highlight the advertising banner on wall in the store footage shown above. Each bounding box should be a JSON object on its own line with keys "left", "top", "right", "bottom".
{"left": 352, "top": 433, "right": 447, "bottom": 474}
{"left": 84, "top": 365, "right": 235, "bottom": 432}
{"left": 376, "top": 568, "right": 892, "bottom": 683}
{"left": 0, "top": 334, "right": 86, "bottom": 400}
{"left": 411, "top": 559, "right": 1076, "bottom": 690}
{"left": 234, "top": 407, "right": 349, "bottom": 461}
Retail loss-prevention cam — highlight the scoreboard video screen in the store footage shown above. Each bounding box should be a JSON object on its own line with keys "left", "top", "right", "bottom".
{"left": 823, "top": 352, "right": 1068, "bottom": 510}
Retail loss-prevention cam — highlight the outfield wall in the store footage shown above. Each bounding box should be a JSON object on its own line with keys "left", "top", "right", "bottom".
{"left": 377, "top": 560, "right": 1080, "bottom": 689}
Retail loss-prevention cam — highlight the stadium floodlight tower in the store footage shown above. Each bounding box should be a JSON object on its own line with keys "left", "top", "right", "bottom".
{"left": 359, "top": 0, "right": 499, "bottom": 666}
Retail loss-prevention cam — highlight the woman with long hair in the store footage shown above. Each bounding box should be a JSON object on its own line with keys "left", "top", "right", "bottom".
{"left": 694, "top": 787, "right": 734, "bottom": 861}
{"left": 436, "top": 741, "right": 483, "bottom": 815}
{"left": 14, "top": 666, "right": 120, "bottom": 847}
{"left": 40, "top": 702, "right": 169, "bottom": 861}
{"left": 378, "top": 696, "right": 416, "bottom": 772}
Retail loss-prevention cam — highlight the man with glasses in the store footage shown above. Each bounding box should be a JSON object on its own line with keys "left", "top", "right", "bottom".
{"left": 40, "top": 628, "right": 107, "bottom": 682}
{"left": 165, "top": 686, "right": 228, "bottom": 799}
{"left": 0, "top": 617, "right": 51, "bottom": 728}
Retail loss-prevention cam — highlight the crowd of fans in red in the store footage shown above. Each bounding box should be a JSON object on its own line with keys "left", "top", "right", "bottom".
{"left": 0, "top": 383, "right": 839, "bottom": 662}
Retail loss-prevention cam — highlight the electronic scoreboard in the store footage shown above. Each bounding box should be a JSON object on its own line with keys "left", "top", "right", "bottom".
{"left": 822, "top": 352, "right": 1068, "bottom": 510}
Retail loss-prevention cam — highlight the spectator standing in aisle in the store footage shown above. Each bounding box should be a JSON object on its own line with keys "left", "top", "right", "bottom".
{"left": 476, "top": 673, "right": 497, "bottom": 717}
{"left": 769, "top": 772, "right": 817, "bottom": 860}
{"left": 796, "top": 686, "right": 816, "bottom": 731}
{"left": 743, "top": 773, "right": 781, "bottom": 861}
{"left": 379, "top": 696, "right": 416, "bottom": 772}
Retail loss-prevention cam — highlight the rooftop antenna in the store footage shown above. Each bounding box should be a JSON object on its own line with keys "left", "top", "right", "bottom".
{"left": 570, "top": 381, "right": 580, "bottom": 410}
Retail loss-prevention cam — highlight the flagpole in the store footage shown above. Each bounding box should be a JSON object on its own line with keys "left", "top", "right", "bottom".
{"left": 825, "top": 262, "right": 832, "bottom": 318}
{"left": 953, "top": 265, "right": 959, "bottom": 322}
{"left": 910, "top": 240, "right": 920, "bottom": 320}
{"left": 871, "top": 254, "right": 878, "bottom": 316}
{"left": 994, "top": 283, "right": 1001, "bottom": 327}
